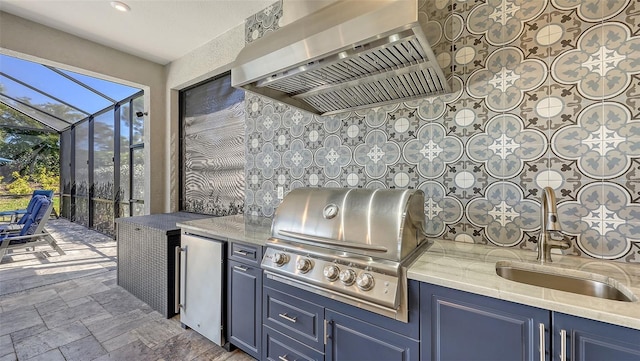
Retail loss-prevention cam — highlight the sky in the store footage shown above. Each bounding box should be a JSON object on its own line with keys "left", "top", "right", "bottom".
{"left": 0, "top": 54, "right": 141, "bottom": 125}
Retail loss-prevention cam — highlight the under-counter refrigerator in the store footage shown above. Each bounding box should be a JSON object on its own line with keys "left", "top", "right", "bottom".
{"left": 176, "top": 232, "right": 225, "bottom": 346}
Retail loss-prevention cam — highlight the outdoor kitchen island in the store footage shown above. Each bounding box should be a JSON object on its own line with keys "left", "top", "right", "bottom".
{"left": 177, "top": 214, "right": 640, "bottom": 361}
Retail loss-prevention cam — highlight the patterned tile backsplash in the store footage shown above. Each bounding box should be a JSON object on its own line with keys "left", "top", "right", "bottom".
{"left": 241, "top": 0, "right": 640, "bottom": 262}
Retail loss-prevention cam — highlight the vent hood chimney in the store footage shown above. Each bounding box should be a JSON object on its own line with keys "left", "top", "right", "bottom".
{"left": 231, "top": 0, "right": 451, "bottom": 116}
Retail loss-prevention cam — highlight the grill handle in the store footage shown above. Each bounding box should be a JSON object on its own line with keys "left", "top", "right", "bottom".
{"left": 277, "top": 230, "right": 388, "bottom": 253}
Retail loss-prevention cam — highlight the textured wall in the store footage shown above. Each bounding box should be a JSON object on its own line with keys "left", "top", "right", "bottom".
{"left": 244, "top": 0, "right": 640, "bottom": 262}
{"left": 183, "top": 75, "right": 245, "bottom": 216}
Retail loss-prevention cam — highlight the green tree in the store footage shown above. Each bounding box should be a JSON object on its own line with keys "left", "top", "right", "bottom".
{"left": 0, "top": 102, "right": 61, "bottom": 181}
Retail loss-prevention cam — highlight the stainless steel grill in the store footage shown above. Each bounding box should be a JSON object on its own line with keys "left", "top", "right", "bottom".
{"left": 261, "top": 187, "right": 431, "bottom": 322}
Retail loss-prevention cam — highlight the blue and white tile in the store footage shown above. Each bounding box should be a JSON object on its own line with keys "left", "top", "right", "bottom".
{"left": 466, "top": 181, "right": 541, "bottom": 246}
{"left": 467, "top": 47, "right": 548, "bottom": 112}
{"left": 384, "top": 163, "right": 420, "bottom": 189}
{"left": 558, "top": 182, "right": 639, "bottom": 260}
{"left": 323, "top": 113, "right": 347, "bottom": 134}
{"left": 443, "top": 156, "right": 494, "bottom": 201}
{"left": 403, "top": 122, "right": 464, "bottom": 179}
{"left": 550, "top": 22, "right": 640, "bottom": 101}
{"left": 444, "top": 94, "right": 494, "bottom": 138}
{"left": 303, "top": 121, "right": 326, "bottom": 149}
{"left": 245, "top": 0, "right": 282, "bottom": 43}
{"left": 304, "top": 165, "right": 327, "bottom": 187}
{"left": 445, "top": 221, "right": 490, "bottom": 245}
{"left": 353, "top": 130, "right": 401, "bottom": 179}
{"left": 383, "top": 107, "right": 420, "bottom": 143}
{"left": 467, "top": 0, "right": 547, "bottom": 46}
{"left": 356, "top": 105, "right": 398, "bottom": 128}
{"left": 255, "top": 142, "right": 281, "bottom": 179}
{"left": 282, "top": 108, "right": 312, "bottom": 138}
{"left": 273, "top": 128, "right": 291, "bottom": 153}
{"left": 551, "top": 0, "right": 630, "bottom": 22}
{"left": 282, "top": 139, "right": 313, "bottom": 179}
{"left": 245, "top": 168, "right": 263, "bottom": 194}
{"left": 256, "top": 104, "right": 281, "bottom": 141}
{"left": 314, "top": 135, "right": 352, "bottom": 179}
{"left": 519, "top": 154, "right": 584, "bottom": 203}
{"left": 341, "top": 115, "right": 368, "bottom": 146}
{"left": 521, "top": 5, "right": 586, "bottom": 65}
{"left": 255, "top": 180, "right": 279, "bottom": 217}
{"left": 551, "top": 102, "right": 640, "bottom": 180}
{"left": 340, "top": 165, "right": 367, "bottom": 188}
{"left": 418, "top": 181, "right": 464, "bottom": 237}
{"left": 467, "top": 114, "right": 547, "bottom": 179}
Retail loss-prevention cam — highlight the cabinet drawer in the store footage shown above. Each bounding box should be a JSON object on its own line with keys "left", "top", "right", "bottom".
{"left": 263, "top": 286, "right": 324, "bottom": 351}
{"left": 229, "top": 242, "right": 262, "bottom": 265}
{"left": 228, "top": 260, "right": 262, "bottom": 359}
{"left": 263, "top": 325, "right": 324, "bottom": 361}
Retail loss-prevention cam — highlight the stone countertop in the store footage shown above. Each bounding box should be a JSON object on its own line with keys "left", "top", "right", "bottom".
{"left": 408, "top": 240, "right": 640, "bottom": 330}
{"left": 177, "top": 215, "right": 640, "bottom": 330}
{"left": 176, "top": 214, "right": 272, "bottom": 246}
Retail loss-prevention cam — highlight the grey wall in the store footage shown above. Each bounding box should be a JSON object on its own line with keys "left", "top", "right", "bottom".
{"left": 243, "top": 0, "right": 640, "bottom": 263}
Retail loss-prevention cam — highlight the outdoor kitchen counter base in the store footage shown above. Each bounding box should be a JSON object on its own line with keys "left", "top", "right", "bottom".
{"left": 408, "top": 239, "right": 640, "bottom": 330}
{"left": 177, "top": 215, "right": 640, "bottom": 331}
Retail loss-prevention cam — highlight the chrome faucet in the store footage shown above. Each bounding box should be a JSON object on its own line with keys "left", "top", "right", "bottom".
{"left": 538, "top": 187, "right": 571, "bottom": 263}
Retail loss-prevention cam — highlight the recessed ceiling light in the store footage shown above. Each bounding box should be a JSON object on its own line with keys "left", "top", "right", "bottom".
{"left": 110, "top": 1, "right": 130, "bottom": 12}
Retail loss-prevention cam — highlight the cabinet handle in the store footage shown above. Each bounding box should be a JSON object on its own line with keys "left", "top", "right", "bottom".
{"left": 560, "top": 329, "right": 567, "bottom": 361}
{"left": 324, "top": 319, "right": 328, "bottom": 345}
{"left": 174, "top": 246, "right": 184, "bottom": 314}
{"left": 233, "top": 265, "right": 249, "bottom": 272}
{"left": 278, "top": 356, "right": 289, "bottom": 361}
{"left": 538, "top": 323, "right": 545, "bottom": 361}
{"left": 234, "top": 249, "right": 250, "bottom": 256}
{"left": 278, "top": 313, "right": 297, "bottom": 323}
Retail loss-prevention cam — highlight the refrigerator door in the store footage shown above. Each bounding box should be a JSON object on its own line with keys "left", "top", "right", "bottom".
{"left": 180, "top": 233, "right": 224, "bottom": 346}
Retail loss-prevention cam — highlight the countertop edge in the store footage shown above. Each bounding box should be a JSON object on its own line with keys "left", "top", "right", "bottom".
{"left": 176, "top": 215, "right": 270, "bottom": 247}
{"left": 408, "top": 270, "right": 640, "bottom": 331}
{"left": 407, "top": 240, "right": 640, "bottom": 331}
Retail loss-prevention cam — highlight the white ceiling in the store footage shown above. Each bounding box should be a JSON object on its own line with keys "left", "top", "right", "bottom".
{"left": 0, "top": 0, "right": 276, "bottom": 65}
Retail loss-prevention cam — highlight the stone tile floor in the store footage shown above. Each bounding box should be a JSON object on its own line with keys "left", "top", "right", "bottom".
{"left": 0, "top": 219, "right": 254, "bottom": 361}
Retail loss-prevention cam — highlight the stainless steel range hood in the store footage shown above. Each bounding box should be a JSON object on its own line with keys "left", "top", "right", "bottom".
{"left": 231, "top": 0, "right": 451, "bottom": 116}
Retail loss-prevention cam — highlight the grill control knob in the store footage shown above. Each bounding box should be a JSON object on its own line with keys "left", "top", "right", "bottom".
{"left": 356, "top": 272, "right": 375, "bottom": 291}
{"left": 273, "top": 253, "right": 289, "bottom": 267}
{"left": 339, "top": 269, "right": 357, "bottom": 285}
{"left": 323, "top": 265, "right": 340, "bottom": 281}
{"left": 296, "top": 258, "right": 313, "bottom": 273}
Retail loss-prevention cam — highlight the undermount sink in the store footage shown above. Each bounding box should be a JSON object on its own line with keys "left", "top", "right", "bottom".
{"left": 496, "top": 261, "right": 636, "bottom": 302}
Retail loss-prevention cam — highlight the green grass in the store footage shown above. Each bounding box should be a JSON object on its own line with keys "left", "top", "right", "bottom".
{"left": 0, "top": 195, "right": 61, "bottom": 218}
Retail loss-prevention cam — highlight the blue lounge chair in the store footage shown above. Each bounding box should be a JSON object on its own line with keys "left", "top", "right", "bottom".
{"left": 0, "top": 195, "right": 65, "bottom": 261}
{"left": 0, "top": 190, "right": 55, "bottom": 222}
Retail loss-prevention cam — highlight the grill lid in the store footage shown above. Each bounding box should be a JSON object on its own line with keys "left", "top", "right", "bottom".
{"left": 270, "top": 187, "right": 427, "bottom": 261}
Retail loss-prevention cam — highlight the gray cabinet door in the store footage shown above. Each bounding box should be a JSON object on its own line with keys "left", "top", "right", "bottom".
{"left": 228, "top": 259, "right": 261, "bottom": 359}
{"left": 326, "top": 310, "right": 419, "bottom": 361}
{"left": 421, "top": 283, "right": 550, "bottom": 361}
{"left": 552, "top": 313, "right": 640, "bottom": 361}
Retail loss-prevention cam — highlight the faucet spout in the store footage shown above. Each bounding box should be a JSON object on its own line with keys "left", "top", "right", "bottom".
{"left": 538, "top": 187, "right": 571, "bottom": 263}
{"left": 541, "top": 187, "right": 561, "bottom": 232}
